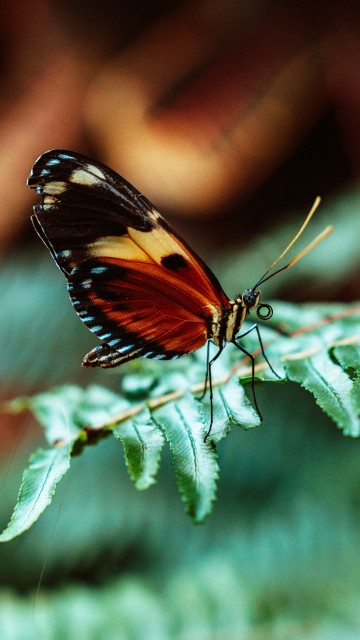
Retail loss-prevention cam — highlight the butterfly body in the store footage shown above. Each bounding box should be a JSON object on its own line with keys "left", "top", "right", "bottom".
{"left": 28, "top": 150, "right": 263, "bottom": 371}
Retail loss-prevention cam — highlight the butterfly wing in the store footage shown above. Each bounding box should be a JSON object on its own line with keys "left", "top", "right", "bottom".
{"left": 28, "top": 150, "right": 230, "bottom": 366}
{"left": 68, "top": 257, "right": 212, "bottom": 367}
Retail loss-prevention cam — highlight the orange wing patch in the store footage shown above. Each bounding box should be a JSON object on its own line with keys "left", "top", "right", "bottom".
{"left": 68, "top": 258, "right": 211, "bottom": 366}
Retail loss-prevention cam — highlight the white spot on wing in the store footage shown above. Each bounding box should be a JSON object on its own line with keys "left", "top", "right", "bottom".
{"left": 43, "top": 196, "right": 57, "bottom": 207}
{"left": 70, "top": 169, "right": 101, "bottom": 187}
{"left": 149, "top": 209, "right": 161, "bottom": 221}
{"left": 86, "top": 164, "right": 106, "bottom": 180}
{"left": 44, "top": 181, "right": 67, "bottom": 195}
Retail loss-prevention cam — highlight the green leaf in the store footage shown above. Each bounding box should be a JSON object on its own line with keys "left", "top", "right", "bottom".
{"left": 283, "top": 350, "right": 359, "bottom": 436}
{"left": 72, "top": 384, "right": 131, "bottom": 427}
{"left": 332, "top": 343, "right": 360, "bottom": 417}
{"left": 201, "top": 377, "right": 261, "bottom": 444}
{"left": 2, "top": 302, "right": 360, "bottom": 537}
{"left": 7, "top": 385, "right": 84, "bottom": 444}
{"left": 153, "top": 392, "right": 219, "bottom": 523}
{"left": 0, "top": 445, "right": 73, "bottom": 542}
{"left": 113, "top": 407, "right": 165, "bottom": 490}
{"left": 268, "top": 302, "right": 360, "bottom": 436}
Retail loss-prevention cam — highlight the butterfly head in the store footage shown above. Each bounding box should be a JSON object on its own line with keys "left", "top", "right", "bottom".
{"left": 242, "top": 288, "right": 260, "bottom": 310}
{"left": 242, "top": 289, "right": 273, "bottom": 320}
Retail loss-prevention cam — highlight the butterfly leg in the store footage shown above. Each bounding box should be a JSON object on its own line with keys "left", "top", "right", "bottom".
{"left": 231, "top": 338, "right": 263, "bottom": 420}
{"left": 199, "top": 341, "right": 212, "bottom": 401}
{"left": 232, "top": 322, "right": 281, "bottom": 419}
{"left": 201, "top": 343, "right": 224, "bottom": 441}
{"left": 236, "top": 323, "right": 281, "bottom": 379}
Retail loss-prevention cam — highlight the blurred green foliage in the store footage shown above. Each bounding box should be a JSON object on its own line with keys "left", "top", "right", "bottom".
{"left": 1, "top": 298, "right": 358, "bottom": 540}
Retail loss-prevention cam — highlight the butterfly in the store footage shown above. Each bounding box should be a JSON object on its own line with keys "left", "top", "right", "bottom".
{"left": 28, "top": 150, "right": 332, "bottom": 436}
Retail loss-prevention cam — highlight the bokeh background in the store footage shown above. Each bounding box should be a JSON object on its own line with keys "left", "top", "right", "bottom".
{"left": 0, "top": 0, "right": 360, "bottom": 637}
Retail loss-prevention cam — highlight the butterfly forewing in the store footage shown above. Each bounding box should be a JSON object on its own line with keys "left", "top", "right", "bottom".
{"left": 28, "top": 150, "right": 229, "bottom": 304}
{"left": 28, "top": 149, "right": 230, "bottom": 366}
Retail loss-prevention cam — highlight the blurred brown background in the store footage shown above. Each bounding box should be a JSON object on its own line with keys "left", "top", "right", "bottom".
{"left": 0, "top": 0, "right": 359, "bottom": 249}
{"left": 0, "top": 2, "right": 360, "bottom": 637}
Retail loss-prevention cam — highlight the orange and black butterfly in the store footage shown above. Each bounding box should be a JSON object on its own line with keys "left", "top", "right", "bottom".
{"left": 28, "top": 150, "right": 332, "bottom": 433}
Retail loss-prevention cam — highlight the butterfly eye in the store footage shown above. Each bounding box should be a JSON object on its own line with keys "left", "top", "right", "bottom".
{"left": 242, "top": 289, "right": 258, "bottom": 308}
{"left": 256, "top": 303, "right": 273, "bottom": 320}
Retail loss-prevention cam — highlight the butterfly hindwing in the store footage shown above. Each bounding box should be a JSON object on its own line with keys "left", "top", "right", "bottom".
{"left": 68, "top": 258, "right": 209, "bottom": 366}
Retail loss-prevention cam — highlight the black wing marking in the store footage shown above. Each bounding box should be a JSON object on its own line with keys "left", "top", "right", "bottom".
{"left": 28, "top": 150, "right": 157, "bottom": 275}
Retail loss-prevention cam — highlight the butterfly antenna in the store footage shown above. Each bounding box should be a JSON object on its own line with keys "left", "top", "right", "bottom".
{"left": 253, "top": 197, "right": 333, "bottom": 289}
